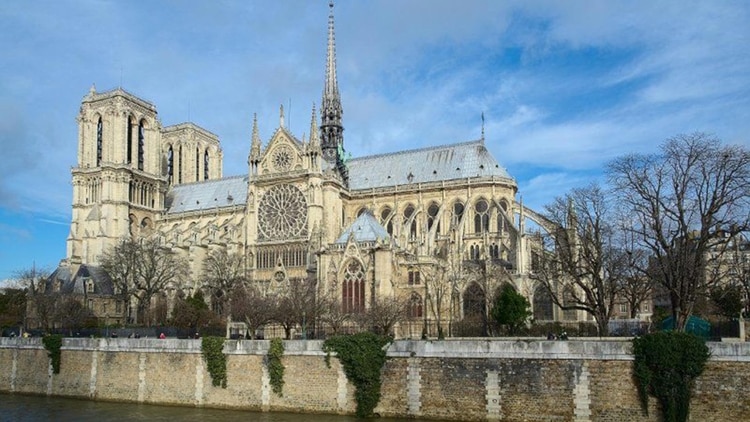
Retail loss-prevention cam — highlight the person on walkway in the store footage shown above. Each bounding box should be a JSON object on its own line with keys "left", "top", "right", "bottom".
{"left": 159, "top": 332, "right": 166, "bottom": 339}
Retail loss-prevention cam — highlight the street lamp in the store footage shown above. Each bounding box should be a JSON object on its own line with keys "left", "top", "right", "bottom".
{"left": 302, "top": 311, "right": 307, "bottom": 340}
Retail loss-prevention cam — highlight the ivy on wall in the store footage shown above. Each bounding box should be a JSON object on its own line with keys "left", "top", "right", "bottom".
{"left": 42, "top": 334, "right": 63, "bottom": 374}
{"left": 633, "top": 331, "right": 710, "bottom": 422}
{"left": 201, "top": 336, "right": 227, "bottom": 388}
{"left": 267, "top": 338, "right": 285, "bottom": 396}
{"left": 324, "top": 332, "right": 391, "bottom": 418}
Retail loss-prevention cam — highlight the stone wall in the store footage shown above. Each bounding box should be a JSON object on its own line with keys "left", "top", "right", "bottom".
{"left": 1, "top": 338, "right": 749, "bottom": 421}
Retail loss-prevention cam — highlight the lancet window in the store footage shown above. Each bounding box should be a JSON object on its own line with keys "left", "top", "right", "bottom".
{"left": 137, "top": 120, "right": 145, "bottom": 171}
{"left": 255, "top": 244, "right": 308, "bottom": 269}
{"left": 167, "top": 146, "right": 174, "bottom": 184}
{"left": 427, "top": 202, "right": 440, "bottom": 234}
{"left": 193, "top": 148, "right": 199, "bottom": 181}
{"left": 404, "top": 204, "right": 417, "bottom": 240}
{"left": 380, "top": 206, "right": 393, "bottom": 236}
{"left": 342, "top": 260, "right": 365, "bottom": 313}
{"left": 96, "top": 117, "right": 103, "bottom": 166}
{"left": 127, "top": 116, "right": 134, "bottom": 164}
{"left": 204, "top": 150, "right": 209, "bottom": 180}
{"left": 474, "top": 199, "right": 490, "bottom": 233}
{"left": 408, "top": 292, "right": 423, "bottom": 319}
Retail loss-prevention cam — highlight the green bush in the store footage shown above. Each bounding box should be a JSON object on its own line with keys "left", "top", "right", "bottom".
{"left": 490, "top": 284, "right": 531, "bottom": 335}
{"left": 633, "top": 331, "right": 710, "bottom": 422}
{"left": 324, "top": 332, "right": 391, "bottom": 418}
{"left": 42, "top": 334, "right": 63, "bottom": 374}
{"left": 201, "top": 336, "right": 227, "bottom": 388}
{"left": 268, "top": 338, "right": 285, "bottom": 396}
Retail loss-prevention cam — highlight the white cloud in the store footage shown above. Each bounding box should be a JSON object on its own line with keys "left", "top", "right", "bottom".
{"left": 0, "top": 0, "right": 748, "bottom": 222}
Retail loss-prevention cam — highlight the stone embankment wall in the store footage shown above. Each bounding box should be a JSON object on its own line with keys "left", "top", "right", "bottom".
{"left": 1, "top": 338, "right": 748, "bottom": 421}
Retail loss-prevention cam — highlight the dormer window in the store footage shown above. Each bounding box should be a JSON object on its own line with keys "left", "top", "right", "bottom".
{"left": 86, "top": 279, "right": 94, "bottom": 293}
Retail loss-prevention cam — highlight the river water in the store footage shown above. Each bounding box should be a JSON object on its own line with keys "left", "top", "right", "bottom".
{"left": 0, "top": 393, "right": 430, "bottom": 422}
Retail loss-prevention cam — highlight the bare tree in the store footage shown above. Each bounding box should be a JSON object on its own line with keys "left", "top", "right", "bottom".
{"left": 99, "top": 239, "right": 140, "bottom": 322}
{"left": 13, "top": 267, "right": 55, "bottom": 330}
{"left": 55, "top": 296, "right": 94, "bottom": 336}
{"left": 357, "top": 295, "right": 408, "bottom": 336}
{"left": 274, "top": 278, "right": 316, "bottom": 339}
{"left": 317, "top": 289, "right": 351, "bottom": 336}
{"left": 202, "top": 248, "right": 247, "bottom": 316}
{"left": 533, "top": 184, "right": 628, "bottom": 336}
{"left": 619, "top": 246, "right": 655, "bottom": 319}
{"left": 418, "top": 259, "right": 450, "bottom": 338}
{"left": 230, "top": 285, "right": 276, "bottom": 339}
{"left": 100, "top": 238, "right": 188, "bottom": 325}
{"left": 608, "top": 133, "right": 750, "bottom": 331}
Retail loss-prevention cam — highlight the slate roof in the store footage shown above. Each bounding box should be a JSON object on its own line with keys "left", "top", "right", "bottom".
{"left": 45, "top": 264, "right": 114, "bottom": 296}
{"left": 165, "top": 175, "right": 248, "bottom": 214}
{"left": 346, "top": 140, "right": 513, "bottom": 191}
{"left": 335, "top": 212, "right": 391, "bottom": 244}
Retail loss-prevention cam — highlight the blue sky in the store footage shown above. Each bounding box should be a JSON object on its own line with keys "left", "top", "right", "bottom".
{"left": 1, "top": 0, "right": 749, "bottom": 281}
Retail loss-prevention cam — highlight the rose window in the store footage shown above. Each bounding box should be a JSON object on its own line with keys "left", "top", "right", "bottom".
{"left": 258, "top": 184, "right": 308, "bottom": 240}
{"left": 272, "top": 145, "right": 294, "bottom": 172}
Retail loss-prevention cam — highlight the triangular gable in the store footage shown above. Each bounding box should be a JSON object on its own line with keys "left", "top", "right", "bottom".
{"left": 335, "top": 212, "right": 390, "bottom": 244}
{"left": 260, "top": 126, "right": 305, "bottom": 174}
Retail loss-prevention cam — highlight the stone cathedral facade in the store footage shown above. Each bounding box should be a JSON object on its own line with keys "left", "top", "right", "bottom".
{"left": 53, "top": 3, "right": 565, "bottom": 335}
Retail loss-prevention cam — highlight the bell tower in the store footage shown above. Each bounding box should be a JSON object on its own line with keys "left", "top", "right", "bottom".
{"left": 67, "top": 86, "right": 166, "bottom": 265}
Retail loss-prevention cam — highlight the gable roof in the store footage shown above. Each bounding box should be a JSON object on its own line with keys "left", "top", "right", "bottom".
{"left": 165, "top": 175, "right": 248, "bottom": 214}
{"left": 346, "top": 140, "right": 513, "bottom": 191}
{"left": 335, "top": 212, "right": 391, "bottom": 244}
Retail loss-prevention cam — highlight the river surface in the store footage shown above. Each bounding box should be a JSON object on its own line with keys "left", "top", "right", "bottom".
{"left": 0, "top": 393, "right": 434, "bottom": 422}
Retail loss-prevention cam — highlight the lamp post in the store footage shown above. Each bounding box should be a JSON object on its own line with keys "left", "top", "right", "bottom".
{"left": 302, "top": 311, "right": 307, "bottom": 340}
{"left": 105, "top": 313, "right": 109, "bottom": 338}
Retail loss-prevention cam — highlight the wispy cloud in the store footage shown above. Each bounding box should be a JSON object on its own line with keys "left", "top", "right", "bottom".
{"left": 0, "top": 0, "right": 747, "bottom": 275}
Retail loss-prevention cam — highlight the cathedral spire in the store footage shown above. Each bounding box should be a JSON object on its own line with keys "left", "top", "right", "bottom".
{"left": 320, "top": 0, "right": 344, "bottom": 164}
{"left": 249, "top": 113, "right": 262, "bottom": 168}
{"left": 309, "top": 103, "right": 320, "bottom": 152}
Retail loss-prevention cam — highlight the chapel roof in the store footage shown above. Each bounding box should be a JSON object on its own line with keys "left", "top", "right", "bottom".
{"left": 346, "top": 140, "right": 513, "bottom": 191}
{"left": 165, "top": 175, "right": 248, "bottom": 214}
{"left": 335, "top": 212, "right": 390, "bottom": 244}
{"left": 45, "top": 264, "right": 114, "bottom": 296}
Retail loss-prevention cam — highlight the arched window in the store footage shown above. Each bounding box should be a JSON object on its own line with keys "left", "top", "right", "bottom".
{"left": 497, "top": 200, "right": 508, "bottom": 232}
{"left": 380, "top": 206, "right": 393, "bottom": 236}
{"left": 167, "top": 146, "right": 174, "bottom": 185}
{"left": 427, "top": 202, "right": 440, "bottom": 234}
{"left": 204, "top": 150, "right": 209, "bottom": 180}
{"left": 127, "top": 116, "right": 134, "bottom": 164}
{"left": 195, "top": 148, "right": 200, "bottom": 181}
{"left": 533, "top": 285, "right": 554, "bottom": 321}
{"left": 96, "top": 117, "right": 103, "bottom": 166}
{"left": 474, "top": 199, "right": 490, "bottom": 233}
{"left": 452, "top": 201, "right": 464, "bottom": 227}
{"left": 342, "top": 260, "right": 365, "bottom": 313}
{"left": 408, "top": 292, "right": 423, "bottom": 319}
{"left": 490, "top": 243, "right": 499, "bottom": 259}
{"left": 178, "top": 145, "right": 182, "bottom": 184}
{"left": 408, "top": 269, "right": 420, "bottom": 286}
{"left": 463, "top": 282, "right": 485, "bottom": 318}
{"left": 404, "top": 204, "right": 417, "bottom": 240}
{"left": 137, "top": 120, "right": 145, "bottom": 171}
{"left": 470, "top": 244, "right": 480, "bottom": 260}
{"left": 357, "top": 207, "right": 368, "bottom": 217}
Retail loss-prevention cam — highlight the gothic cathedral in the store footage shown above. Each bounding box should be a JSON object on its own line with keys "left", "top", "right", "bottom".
{"left": 55, "top": 3, "right": 561, "bottom": 336}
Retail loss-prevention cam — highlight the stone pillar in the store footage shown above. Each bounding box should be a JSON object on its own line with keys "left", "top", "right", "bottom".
{"left": 573, "top": 362, "right": 591, "bottom": 422}
{"left": 407, "top": 358, "right": 422, "bottom": 416}
{"left": 485, "top": 369, "right": 502, "bottom": 420}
